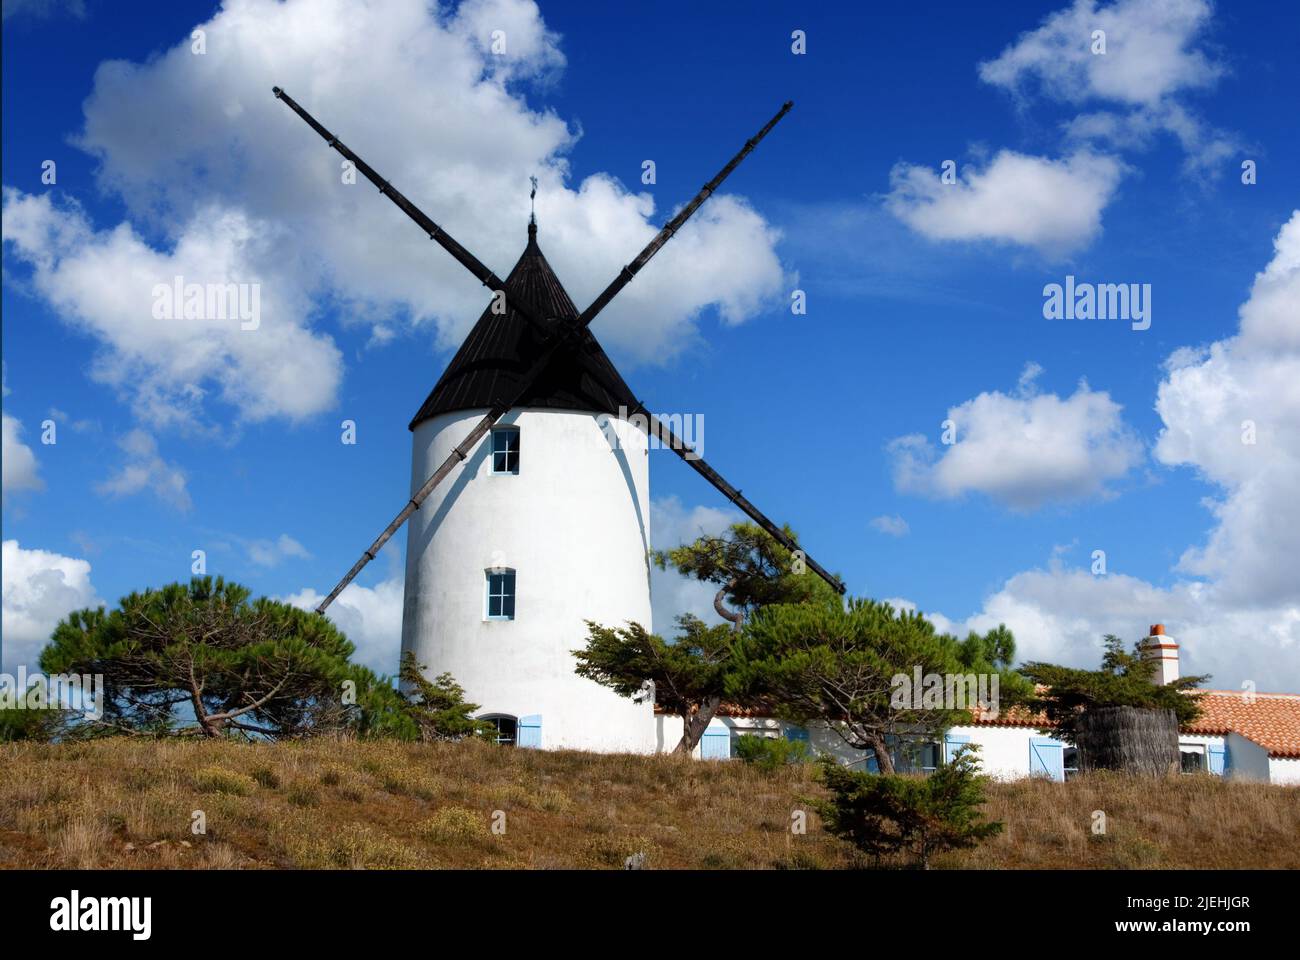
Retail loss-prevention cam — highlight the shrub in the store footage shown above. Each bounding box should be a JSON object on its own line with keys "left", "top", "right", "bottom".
{"left": 734, "top": 734, "right": 809, "bottom": 772}
{"left": 813, "top": 746, "right": 1002, "bottom": 869}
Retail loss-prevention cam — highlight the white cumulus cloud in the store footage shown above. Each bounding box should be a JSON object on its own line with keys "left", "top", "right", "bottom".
{"left": 247, "top": 534, "right": 311, "bottom": 568}
{"left": 95, "top": 429, "right": 192, "bottom": 512}
{"left": 978, "top": 0, "right": 1223, "bottom": 107}
{"left": 2, "top": 539, "right": 102, "bottom": 672}
{"left": 885, "top": 150, "right": 1124, "bottom": 258}
{"left": 2, "top": 412, "right": 42, "bottom": 501}
{"left": 888, "top": 363, "right": 1143, "bottom": 510}
{"left": 980, "top": 0, "right": 1237, "bottom": 177}
{"left": 914, "top": 213, "right": 1300, "bottom": 692}
{"left": 2, "top": 190, "right": 344, "bottom": 430}
{"left": 1153, "top": 211, "right": 1300, "bottom": 607}
{"left": 45, "top": 0, "right": 786, "bottom": 376}
{"left": 869, "top": 515, "right": 910, "bottom": 537}
{"left": 283, "top": 576, "right": 404, "bottom": 676}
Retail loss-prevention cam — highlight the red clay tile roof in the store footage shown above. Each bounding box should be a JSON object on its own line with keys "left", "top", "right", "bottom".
{"left": 1181, "top": 691, "right": 1300, "bottom": 759}
{"left": 675, "top": 689, "right": 1300, "bottom": 758}
{"left": 957, "top": 689, "right": 1300, "bottom": 758}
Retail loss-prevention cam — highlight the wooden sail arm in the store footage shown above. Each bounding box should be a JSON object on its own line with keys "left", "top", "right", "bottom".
{"left": 272, "top": 86, "right": 575, "bottom": 347}
{"left": 273, "top": 88, "right": 808, "bottom": 610}
{"left": 565, "top": 354, "right": 845, "bottom": 595}
{"left": 574, "top": 101, "right": 792, "bottom": 329}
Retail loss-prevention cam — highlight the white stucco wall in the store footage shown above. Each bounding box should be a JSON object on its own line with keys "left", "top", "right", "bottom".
{"left": 1224, "top": 731, "right": 1272, "bottom": 782}
{"left": 401, "top": 407, "right": 656, "bottom": 752}
{"left": 1268, "top": 757, "right": 1300, "bottom": 785}
{"left": 949, "top": 725, "right": 1046, "bottom": 781}
{"left": 655, "top": 714, "right": 783, "bottom": 757}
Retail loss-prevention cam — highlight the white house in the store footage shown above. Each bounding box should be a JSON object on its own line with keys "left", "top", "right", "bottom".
{"left": 400, "top": 221, "right": 657, "bottom": 753}
{"left": 657, "top": 626, "right": 1300, "bottom": 786}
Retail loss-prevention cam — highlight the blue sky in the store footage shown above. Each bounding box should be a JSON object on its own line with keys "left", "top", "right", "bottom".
{"left": 3, "top": 0, "right": 1297, "bottom": 689}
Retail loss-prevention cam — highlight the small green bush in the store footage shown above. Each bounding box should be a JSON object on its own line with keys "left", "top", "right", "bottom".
{"left": 734, "top": 734, "right": 810, "bottom": 772}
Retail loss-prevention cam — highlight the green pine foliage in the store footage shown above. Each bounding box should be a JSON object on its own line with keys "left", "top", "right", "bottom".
{"left": 395, "top": 651, "right": 493, "bottom": 742}
{"left": 731, "top": 598, "right": 1030, "bottom": 773}
{"left": 813, "top": 746, "right": 1003, "bottom": 869}
{"left": 37, "top": 576, "right": 398, "bottom": 740}
{"left": 652, "top": 521, "right": 841, "bottom": 623}
{"left": 733, "top": 733, "right": 810, "bottom": 771}
{"left": 1021, "top": 635, "right": 1207, "bottom": 744}
{"left": 574, "top": 615, "right": 735, "bottom": 753}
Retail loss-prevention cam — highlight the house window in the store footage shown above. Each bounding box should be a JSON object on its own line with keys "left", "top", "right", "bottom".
{"left": 485, "top": 569, "right": 516, "bottom": 620}
{"left": 1063, "top": 746, "right": 1080, "bottom": 780}
{"left": 491, "top": 427, "right": 519, "bottom": 474}
{"left": 482, "top": 715, "right": 517, "bottom": 746}
{"left": 1180, "top": 744, "right": 1207, "bottom": 773}
{"left": 893, "top": 739, "right": 939, "bottom": 773}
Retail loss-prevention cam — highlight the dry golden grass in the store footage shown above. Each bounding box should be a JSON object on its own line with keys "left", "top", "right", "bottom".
{"left": 0, "top": 738, "right": 1295, "bottom": 870}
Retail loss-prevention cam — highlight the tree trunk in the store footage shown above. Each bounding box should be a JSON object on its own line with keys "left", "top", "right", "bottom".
{"left": 674, "top": 694, "right": 723, "bottom": 754}
{"left": 868, "top": 732, "right": 895, "bottom": 774}
{"left": 713, "top": 583, "right": 743, "bottom": 630}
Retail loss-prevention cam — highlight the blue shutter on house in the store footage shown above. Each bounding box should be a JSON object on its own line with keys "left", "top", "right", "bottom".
{"left": 1207, "top": 743, "right": 1226, "bottom": 776}
{"left": 517, "top": 715, "right": 542, "bottom": 749}
{"left": 784, "top": 726, "right": 811, "bottom": 744}
{"left": 1029, "top": 737, "right": 1065, "bottom": 782}
{"left": 944, "top": 733, "right": 971, "bottom": 764}
{"left": 700, "top": 726, "right": 731, "bottom": 760}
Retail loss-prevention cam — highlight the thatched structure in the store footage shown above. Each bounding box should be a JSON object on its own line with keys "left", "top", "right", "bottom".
{"left": 1076, "top": 705, "right": 1180, "bottom": 775}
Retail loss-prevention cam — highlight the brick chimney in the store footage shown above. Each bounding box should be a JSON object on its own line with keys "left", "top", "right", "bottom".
{"left": 1141, "top": 624, "right": 1179, "bottom": 685}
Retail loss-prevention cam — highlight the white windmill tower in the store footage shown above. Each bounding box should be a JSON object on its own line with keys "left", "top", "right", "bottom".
{"left": 272, "top": 87, "right": 844, "bottom": 753}
{"left": 399, "top": 217, "right": 656, "bottom": 751}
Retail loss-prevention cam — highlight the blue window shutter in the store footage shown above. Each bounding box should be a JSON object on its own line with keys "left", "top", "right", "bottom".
{"left": 863, "top": 753, "right": 880, "bottom": 774}
{"left": 700, "top": 726, "right": 730, "bottom": 760}
{"left": 944, "top": 733, "right": 970, "bottom": 764}
{"left": 1030, "top": 737, "right": 1065, "bottom": 782}
{"left": 785, "top": 725, "right": 810, "bottom": 743}
{"left": 1207, "top": 743, "right": 1226, "bottom": 776}
{"left": 517, "top": 714, "right": 542, "bottom": 749}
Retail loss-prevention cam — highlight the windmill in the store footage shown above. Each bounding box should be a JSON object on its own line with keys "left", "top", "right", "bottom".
{"left": 273, "top": 87, "right": 843, "bottom": 750}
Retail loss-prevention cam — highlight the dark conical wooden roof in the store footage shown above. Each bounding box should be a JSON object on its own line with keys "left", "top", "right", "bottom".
{"left": 409, "top": 222, "right": 635, "bottom": 430}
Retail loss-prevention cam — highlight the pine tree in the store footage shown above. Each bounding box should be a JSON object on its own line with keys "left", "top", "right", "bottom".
{"left": 574, "top": 615, "right": 734, "bottom": 753}
{"left": 814, "top": 745, "right": 1002, "bottom": 869}
{"left": 731, "top": 598, "right": 1030, "bottom": 773}
{"left": 396, "top": 651, "right": 492, "bottom": 741}
{"left": 38, "top": 576, "right": 394, "bottom": 740}
{"left": 579, "top": 522, "right": 837, "bottom": 753}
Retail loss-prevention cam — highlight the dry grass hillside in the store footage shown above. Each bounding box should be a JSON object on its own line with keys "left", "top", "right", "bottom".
{"left": 2, "top": 738, "right": 1296, "bottom": 870}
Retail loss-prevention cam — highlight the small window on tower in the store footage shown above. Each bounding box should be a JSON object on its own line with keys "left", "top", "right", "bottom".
{"left": 491, "top": 427, "right": 520, "bottom": 475}
{"left": 486, "top": 569, "right": 516, "bottom": 620}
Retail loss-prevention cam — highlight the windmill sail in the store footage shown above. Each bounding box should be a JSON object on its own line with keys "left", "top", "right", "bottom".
{"left": 272, "top": 89, "right": 842, "bottom": 612}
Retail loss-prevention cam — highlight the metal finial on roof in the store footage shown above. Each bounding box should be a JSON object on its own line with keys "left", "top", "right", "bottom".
{"left": 529, "top": 175, "right": 538, "bottom": 226}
